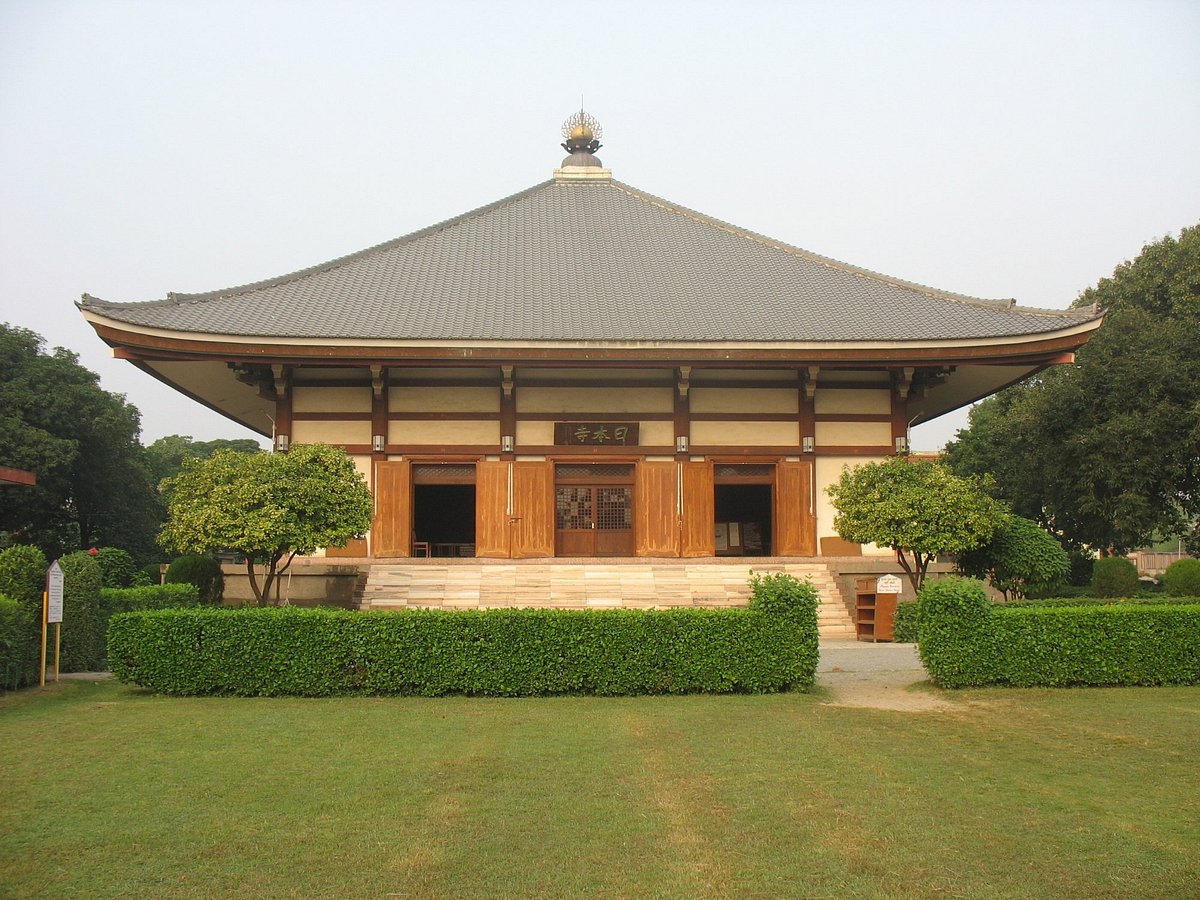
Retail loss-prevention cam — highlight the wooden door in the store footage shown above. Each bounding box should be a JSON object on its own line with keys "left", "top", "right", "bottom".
{"left": 372, "top": 460, "right": 411, "bottom": 557}
{"left": 555, "top": 485, "right": 595, "bottom": 556}
{"left": 512, "top": 461, "right": 554, "bottom": 558}
{"left": 475, "top": 460, "right": 509, "bottom": 558}
{"left": 680, "top": 460, "right": 715, "bottom": 557}
{"left": 774, "top": 460, "right": 816, "bottom": 556}
{"left": 635, "top": 460, "right": 679, "bottom": 556}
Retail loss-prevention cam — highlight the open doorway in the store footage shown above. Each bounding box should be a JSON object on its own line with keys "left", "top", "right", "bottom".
{"left": 713, "top": 464, "right": 773, "bottom": 556}
{"left": 412, "top": 464, "right": 476, "bottom": 556}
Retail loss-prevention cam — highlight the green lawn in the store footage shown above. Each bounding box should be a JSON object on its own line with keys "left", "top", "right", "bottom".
{"left": 1, "top": 680, "right": 1197, "bottom": 899}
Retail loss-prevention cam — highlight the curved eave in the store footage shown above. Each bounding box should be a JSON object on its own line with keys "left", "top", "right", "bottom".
{"left": 81, "top": 309, "right": 1103, "bottom": 436}
{"left": 81, "top": 309, "right": 1103, "bottom": 365}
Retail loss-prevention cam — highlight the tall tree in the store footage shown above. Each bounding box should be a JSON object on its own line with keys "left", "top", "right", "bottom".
{"left": 159, "top": 444, "right": 373, "bottom": 605}
{"left": 826, "top": 455, "right": 1009, "bottom": 593}
{"left": 0, "top": 324, "right": 160, "bottom": 561}
{"left": 944, "top": 226, "right": 1200, "bottom": 553}
{"left": 145, "top": 434, "right": 263, "bottom": 489}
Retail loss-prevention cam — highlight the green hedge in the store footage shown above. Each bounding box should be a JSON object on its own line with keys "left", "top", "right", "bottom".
{"left": 918, "top": 576, "right": 1200, "bottom": 688}
{"left": 1162, "top": 558, "right": 1200, "bottom": 596}
{"left": 107, "top": 573, "right": 819, "bottom": 697}
{"left": 101, "top": 583, "right": 202, "bottom": 616}
{"left": 896, "top": 593, "right": 1199, "bottom": 645}
{"left": 0, "top": 595, "right": 23, "bottom": 690}
{"left": 893, "top": 600, "right": 919, "bottom": 643}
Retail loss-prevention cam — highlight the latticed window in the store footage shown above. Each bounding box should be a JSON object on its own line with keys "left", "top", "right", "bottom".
{"left": 412, "top": 464, "right": 476, "bottom": 484}
{"left": 596, "top": 487, "right": 633, "bottom": 530}
{"left": 555, "top": 464, "right": 634, "bottom": 481}
{"left": 713, "top": 464, "right": 774, "bottom": 479}
{"left": 556, "top": 487, "right": 593, "bottom": 530}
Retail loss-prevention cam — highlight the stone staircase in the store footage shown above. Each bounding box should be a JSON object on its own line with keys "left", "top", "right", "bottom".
{"left": 358, "top": 559, "right": 856, "bottom": 638}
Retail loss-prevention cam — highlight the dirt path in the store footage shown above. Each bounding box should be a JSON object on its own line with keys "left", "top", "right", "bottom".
{"left": 817, "top": 640, "right": 960, "bottom": 712}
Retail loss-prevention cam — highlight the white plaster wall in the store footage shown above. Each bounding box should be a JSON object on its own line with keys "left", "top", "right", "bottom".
{"left": 517, "top": 386, "right": 672, "bottom": 414}
{"left": 690, "top": 387, "right": 798, "bottom": 414}
{"left": 293, "top": 421, "right": 372, "bottom": 444}
{"left": 814, "top": 388, "right": 891, "bottom": 414}
{"left": 691, "top": 421, "right": 799, "bottom": 446}
{"left": 388, "top": 386, "right": 499, "bottom": 412}
{"left": 292, "top": 386, "right": 372, "bottom": 413}
{"left": 815, "top": 421, "right": 892, "bottom": 446}
{"left": 516, "top": 421, "right": 554, "bottom": 445}
{"left": 388, "top": 420, "right": 500, "bottom": 445}
{"left": 638, "top": 421, "right": 674, "bottom": 447}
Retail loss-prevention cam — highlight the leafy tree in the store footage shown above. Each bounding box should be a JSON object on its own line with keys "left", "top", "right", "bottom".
{"left": 944, "top": 225, "right": 1200, "bottom": 553}
{"left": 827, "top": 455, "right": 1009, "bottom": 593}
{"left": 145, "top": 434, "right": 262, "bottom": 489}
{"left": 957, "top": 515, "right": 1071, "bottom": 601}
{"left": 0, "top": 324, "right": 161, "bottom": 562}
{"left": 159, "top": 444, "right": 373, "bottom": 605}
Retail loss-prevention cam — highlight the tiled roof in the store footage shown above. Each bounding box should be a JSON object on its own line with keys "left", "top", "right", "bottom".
{"left": 81, "top": 179, "right": 1098, "bottom": 343}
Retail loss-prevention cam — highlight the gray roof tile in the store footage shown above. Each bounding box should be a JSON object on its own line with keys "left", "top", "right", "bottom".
{"left": 81, "top": 178, "right": 1098, "bottom": 342}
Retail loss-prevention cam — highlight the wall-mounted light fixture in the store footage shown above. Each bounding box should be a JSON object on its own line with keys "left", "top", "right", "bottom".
{"left": 894, "top": 436, "right": 909, "bottom": 454}
{"left": 675, "top": 435, "right": 689, "bottom": 453}
{"left": 501, "top": 435, "right": 515, "bottom": 453}
{"left": 372, "top": 434, "right": 386, "bottom": 453}
{"left": 274, "top": 433, "right": 290, "bottom": 453}
{"left": 802, "top": 436, "right": 814, "bottom": 454}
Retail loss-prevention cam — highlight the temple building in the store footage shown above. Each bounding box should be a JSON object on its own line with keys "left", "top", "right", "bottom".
{"left": 80, "top": 112, "right": 1102, "bottom": 566}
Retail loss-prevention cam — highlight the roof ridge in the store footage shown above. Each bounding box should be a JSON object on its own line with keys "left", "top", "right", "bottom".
{"left": 83, "top": 180, "right": 559, "bottom": 309}
{"left": 606, "top": 180, "right": 1094, "bottom": 320}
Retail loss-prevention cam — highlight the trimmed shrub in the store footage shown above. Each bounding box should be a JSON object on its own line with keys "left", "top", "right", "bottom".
{"left": 893, "top": 600, "right": 919, "bottom": 643}
{"left": 0, "top": 595, "right": 22, "bottom": 690}
{"left": 0, "top": 545, "right": 48, "bottom": 687}
{"left": 101, "top": 583, "right": 201, "bottom": 617}
{"left": 141, "top": 563, "right": 165, "bottom": 586}
{"left": 58, "top": 552, "right": 104, "bottom": 672}
{"left": 108, "top": 576, "right": 820, "bottom": 697}
{"left": 917, "top": 577, "right": 997, "bottom": 687}
{"left": 1162, "top": 558, "right": 1200, "bottom": 597}
{"left": 957, "top": 515, "right": 1070, "bottom": 600}
{"left": 165, "top": 555, "right": 224, "bottom": 604}
{"left": 94, "top": 547, "right": 138, "bottom": 588}
{"left": 1092, "top": 557, "right": 1138, "bottom": 598}
{"left": 917, "top": 576, "right": 1200, "bottom": 687}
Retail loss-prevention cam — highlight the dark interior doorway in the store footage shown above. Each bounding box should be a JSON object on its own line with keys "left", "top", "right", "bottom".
{"left": 714, "top": 483, "right": 772, "bottom": 556}
{"left": 412, "top": 465, "right": 476, "bottom": 556}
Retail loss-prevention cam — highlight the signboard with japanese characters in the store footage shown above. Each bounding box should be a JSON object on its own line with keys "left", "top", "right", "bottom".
{"left": 554, "top": 423, "right": 640, "bottom": 446}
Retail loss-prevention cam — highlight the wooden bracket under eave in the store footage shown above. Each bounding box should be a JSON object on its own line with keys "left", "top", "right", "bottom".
{"left": 677, "top": 366, "right": 691, "bottom": 399}
{"left": 801, "top": 366, "right": 820, "bottom": 400}
{"left": 892, "top": 366, "right": 914, "bottom": 400}
{"left": 271, "top": 364, "right": 290, "bottom": 399}
{"left": 370, "top": 365, "right": 386, "bottom": 398}
{"left": 501, "top": 365, "right": 515, "bottom": 398}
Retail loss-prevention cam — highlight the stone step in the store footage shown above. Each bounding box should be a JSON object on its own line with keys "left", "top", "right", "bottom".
{"left": 358, "top": 560, "right": 854, "bottom": 636}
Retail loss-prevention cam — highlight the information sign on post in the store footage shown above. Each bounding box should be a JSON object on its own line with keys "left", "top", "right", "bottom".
{"left": 47, "top": 561, "right": 64, "bottom": 624}
{"left": 876, "top": 574, "right": 903, "bottom": 595}
{"left": 41, "top": 560, "right": 64, "bottom": 686}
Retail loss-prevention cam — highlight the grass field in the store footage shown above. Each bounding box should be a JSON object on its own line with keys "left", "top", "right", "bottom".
{"left": 1, "top": 679, "right": 1197, "bottom": 899}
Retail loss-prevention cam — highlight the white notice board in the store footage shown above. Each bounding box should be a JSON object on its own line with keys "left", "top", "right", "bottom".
{"left": 46, "top": 561, "right": 64, "bottom": 624}
{"left": 876, "top": 574, "right": 903, "bottom": 595}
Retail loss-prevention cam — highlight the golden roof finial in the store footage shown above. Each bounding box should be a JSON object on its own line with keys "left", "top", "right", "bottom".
{"left": 561, "top": 108, "right": 603, "bottom": 155}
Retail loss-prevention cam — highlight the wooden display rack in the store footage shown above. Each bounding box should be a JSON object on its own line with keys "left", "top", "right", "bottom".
{"left": 855, "top": 577, "right": 899, "bottom": 642}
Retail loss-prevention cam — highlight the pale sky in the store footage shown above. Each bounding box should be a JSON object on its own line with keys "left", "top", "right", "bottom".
{"left": 2, "top": 0, "right": 1197, "bottom": 450}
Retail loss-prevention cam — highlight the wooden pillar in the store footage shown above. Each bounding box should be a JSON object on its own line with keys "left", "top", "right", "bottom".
{"left": 371, "top": 365, "right": 388, "bottom": 459}
{"left": 674, "top": 366, "right": 691, "bottom": 459}
{"left": 891, "top": 366, "right": 913, "bottom": 453}
{"left": 272, "top": 364, "right": 292, "bottom": 450}
{"left": 799, "top": 366, "right": 817, "bottom": 455}
{"left": 500, "top": 365, "right": 516, "bottom": 459}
